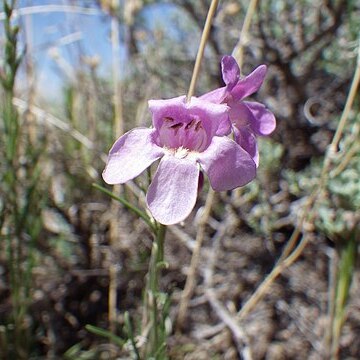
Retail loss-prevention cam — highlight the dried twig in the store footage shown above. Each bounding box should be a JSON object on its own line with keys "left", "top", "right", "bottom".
{"left": 232, "top": 0, "right": 258, "bottom": 68}
{"left": 203, "top": 208, "right": 253, "bottom": 359}
{"left": 176, "top": 189, "right": 215, "bottom": 329}
{"left": 187, "top": 0, "right": 220, "bottom": 100}
{"left": 13, "top": 97, "right": 101, "bottom": 155}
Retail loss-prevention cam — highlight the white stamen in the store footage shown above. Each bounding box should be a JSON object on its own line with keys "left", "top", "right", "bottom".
{"left": 163, "top": 146, "right": 199, "bottom": 160}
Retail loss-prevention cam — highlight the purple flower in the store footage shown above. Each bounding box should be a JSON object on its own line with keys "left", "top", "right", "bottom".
{"left": 102, "top": 95, "right": 256, "bottom": 225}
{"left": 201, "top": 56, "right": 276, "bottom": 166}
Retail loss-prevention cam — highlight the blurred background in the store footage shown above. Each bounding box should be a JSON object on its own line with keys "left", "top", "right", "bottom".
{"left": 0, "top": 0, "right": 359, "bottom": 358}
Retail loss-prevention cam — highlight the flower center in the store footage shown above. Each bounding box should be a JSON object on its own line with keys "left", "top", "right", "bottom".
{"left": 157, "top": 116, "right": 208, "bottom": 153}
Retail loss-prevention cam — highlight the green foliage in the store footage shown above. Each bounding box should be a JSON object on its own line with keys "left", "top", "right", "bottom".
{"left": 85, "top": 324, "right": 125, "bottom": 348}
{"left": 318, "top": 118, "right": 359, "bottom": 241}
{"left": 0, "top": 2, "right": 47, "bottom": 358}
{"left": 242, "top": 138, "right": 285, "bottom": 235}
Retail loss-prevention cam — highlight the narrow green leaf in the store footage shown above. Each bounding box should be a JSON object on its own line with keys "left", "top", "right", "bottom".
{"left": 85, "top": 324, "right": 124, "bottom": 348}
{"left": 331, "top": 230, "right": 358, "bottom": 355}
{"left": 124, "top": 312, "right": 141, "bottom": 360}
{"left": 92, "top": 183, "right": 156, "bottom": 232}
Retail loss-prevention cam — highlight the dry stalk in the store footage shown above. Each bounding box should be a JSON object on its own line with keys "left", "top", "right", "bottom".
{"left": 231, "top": 0, "right": 258, "bottom": 201}
{"left": 330, "top": 140, "right": 359, "bottom": 178}
{"left": 106, "top": 0, "right": 125, "bottom": 337}
{"left": 24, "top": 6, "right": 37, "bottom": 146}
{"left": 237, "top": 233, "right": 310, "bottom": 321}
{"left": 232, "top": 0, "right": 258, "bottom": 69}
{"left": 202, "top": 209, "right": 253, "bottom": 359}
{"left": 177, "top": 0, "right": 220, "bottom": 329}
{"left": 187, "top": 0, "right": 220, "bottom": 100}
{"left": 176, "top": 189, "right": 215, "bottom": 330}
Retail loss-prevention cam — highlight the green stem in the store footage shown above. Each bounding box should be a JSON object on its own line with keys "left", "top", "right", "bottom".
{"left": 144, "top": 223, "right": 167, "bottom": 358}
{"left": 331, "top": 229, "right": 358, "bottom": 359}
{"left": 156, "top": 224, "right": 166, "bottom": 264}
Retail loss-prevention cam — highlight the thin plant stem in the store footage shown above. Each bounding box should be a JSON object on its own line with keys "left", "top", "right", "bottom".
{"left": 1, "top": 1, "right": 42, "bottom": 357}
{"left": 124, "top": 312, "right": 141, "bottom": 360}
{"left": 329, "top": 120, "right": 359, "bottom": 179}
{"left": 143, "top": 223, "right": 167, "bottom": 358}
{"left": 232, "top": 0, "right": 258, "bottom": 68}
{"left": 329, "top": 40, "right": 360, "bottom": 154}
{"left": 111, "top": 3, "right": 124, "bottom": 137}
{"left": 187, "top": 0, "right": 219, "bottom": 100}
{"left": 324, "top": 248, "right": 338, "bottom": 356}
{"left": 237, "top": 233, "right": 310, "bottom": 320}
{"left": 176, "top": 0, "right": 220, "bottom": 333}
{"left": 330, "top": 140, "right": 359, "bottom": 178}
{"left": 108, "top": 0, "right": 124, "bottom": 337}
{"left": 177, "top": 189, "right": 215, "bottom": 330}
{"left": 156, "top": 224, "right": 166, "bottom": 264}
{"left": 331, "top": 231, "right": 358, "bottom": 360}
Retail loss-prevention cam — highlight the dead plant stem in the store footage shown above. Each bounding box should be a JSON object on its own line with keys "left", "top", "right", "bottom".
{"left": 238, "top": 233, "right": 310, "bottom": 320}
{"left": 187, "top": 0, "right": 219, "bottom": 100}
{"left": 232, "top": 0, "right": 258, "bottom": 68}
{"left": 108, "top": 0, "right": 124, "bottom": 336}
{"left": 177, "top": 0, "right": 220, "bottom": 330}
{"left": 177, "top": 189, "right": 215, "bottom": 330}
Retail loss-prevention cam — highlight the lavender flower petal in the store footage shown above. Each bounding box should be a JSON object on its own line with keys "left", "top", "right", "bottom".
{"left": 197, "top": 136, "right": 256, "bottom": 191}
{"left": 234, "top": 126, "right": 259, "bottom": 167}
{"left": 200, "top": 86, "right": 228, "bottom": 104}
{"left": 221, "top": 55, "right": 240, "bottom": 87}
{"left": 231, "top": 65, "right": 267, "bottom": 101}
{"left": 102, "top": 128, "right": 164, "bottom": 184}
{"left": 147, "top": 155, "right": 200, "bottom": 225}
{"left": 243, "top": 101, "right": 276, "bottom": 136}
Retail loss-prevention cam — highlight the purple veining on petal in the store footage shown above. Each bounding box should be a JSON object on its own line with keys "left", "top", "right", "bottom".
{"left": 156, "top": 115, "right": 209, "bottom": 152}
{"left": 149, "top": 96, "right": 230, "bottom": 153}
